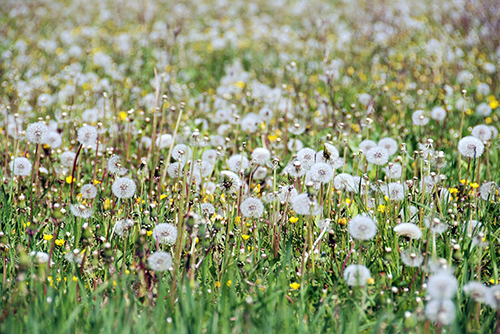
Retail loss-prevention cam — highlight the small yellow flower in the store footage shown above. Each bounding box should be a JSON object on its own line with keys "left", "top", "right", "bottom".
{"left": 242, "top": 235, "right": 250, "bottom": 240}
{"left": 289, "top": 216, "right": 299, "bottom": 223}
{"left": 160, "top": 194, "right": 168, "bottom": 200}
{"left": 103, "top": 198, "right": 111, "bottom": 210}
{"left": 215, "top": 281, "right": 221, "bottom": 288}
{"left": 449, "top": 188, "right": 459, "bottom": 194}
{"left": 125, "top": 270, "right": 130, "bottom": 274}
{"left": 235, "top": 81, "right": 245, "bottom": 89}
{"left": 470, "top": 183, "right": 479, "bottom": 189}
{"left": 118, "top": 111, "right": 128, "bottom": 121}
{"left": 290, "top": 282, "right": 300, "bottom": 290}
{"left": 55, "top": 239, "right": 65, "bottom": 246}
{"left": 43, "top": 234, "right": 53, "bottom": 241}
{"left": 377, "top": 205, "right": 386, "bottom": 213}
{"left": 66, "top": 175, "right": 75, "bottom": 184}
{"left": 226, "top": 280, "right": 232, "bottom": 287}
{"left": 93, "top": 179, "right": 101, "bottom": 185}
{"left": 367, "top": 278, "right": 375, "bottom": 285}
{"left": 338, "top": 218, "right": 347, "bottom": 226}
{"left": 486, "top": 117, "right": 493, "bottom": 124}
{"left": 72, "top": 276, "right": 78, "bottom": 282}
{"left": 235, "top": 216, "right": 241, "bottom": 224}
{"left": 345, "top": 198, "right": 351, "bottom": 205}
{"left": 147, "top": 231, "right": 153, "bottom": 236}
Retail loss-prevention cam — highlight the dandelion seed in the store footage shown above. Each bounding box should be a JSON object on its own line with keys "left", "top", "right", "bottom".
{"left": 458, "top": 136, "right": 484, "bottom": 158}
{"left": 240, "top": 197, "right": 264, "bottom": 218}
{"left": 10, "top": 157, "right": 32, "bottom": 177}
{"left": 172, "top": 144, "right": 193, "bottom": 163}
{"left": 202, "top": 149, "right": 218, "bottom": 165}
{"left": 343, "top": 264, "right": 371, "bottom": 286}
{"left": 30, "top": 251, "right": 50, "bottom": 264}
{"left": 148, "top": 251, "right": 173, "bottom": 272}
{"left": 152, "top": 223, "right": 178, "bottom": 246}
{"left": 155, "top": 134, "right": 173, "bottom": 149}
{"left": 349, "top": 214, "right": 377, "bottom": 240}
{"left": 111, "top": 177, "right": 136, "bottom": 199}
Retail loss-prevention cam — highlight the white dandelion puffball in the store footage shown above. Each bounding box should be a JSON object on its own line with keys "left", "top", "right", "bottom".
{"left": 427, "top": 272, "right": 458, "bottom": 300}
{"left": 365, "top": 146, "right": 389, "bottom": 166}
{"left": 219, "top": 170, "right": 242, "bottom": 193}
{"left": 412, "top": 110, "right": 429, "bottom": 126}
{"left": 463, "top": 282, "right": 490, "bottom": 304}
{"left": 10, "top": 157, "right": 32, "bottom": 177}
{"left": 152, "top": 223, "right": 178, "bottom": 246}
{"left": 240, "top": 197, "right": 264, "bottom": 218}
{"left": 358, "top": 93, "right": 371, "bottom": 106}
{"left": 297, "top": 148, "right": 317, "bottom": 170}
{"left": 228, "top": 154, "right": 249, "bottom": 172}
{"left": 383, "top": 182, "right": 405, "bottom": 201}
{"left": 479, "top": 182, "right": 497, "bottom": 201}
{"left": 378, "top": 137, "right": 398, "bottom": 156}
{"left": 200, "top": 203, "right": 215, "bottom": 216}
{"left": 60, "top": 151, "right": 76, "bottom": 167}
{"left": 475, "top": 103, "right": 492, "bottom": 117}
{"left": 155, "top": 134, "right": 173, "bottom": 149}
{"left": 471, "top": 125, "right": 492, "bottom": 142}
{"left": 30, "top": 251, "right": 50, "bottom": 264}
{"left": 430, "top": 106, "right": 446, "bottom": 121}
{"left": 251, "top": 147, "right": 271, "bottom": 165}
{"left": 383, "top": 163, "right": 402, "bottom": 179}
{"left": 425, "top": 299, "right": 456, "bottom": 325}
{"left": 309, "top": 163, "right": 334, "bottom": 183}
{"left": 343, "top": 264, "right": 371, "bottom": 286}
{"left": 393, "top": 223, "right": 422, "bottom": 239}
{"left": 359, "top": 139, "right": 377, "bottom": 153}
{"left": 107, "top": 155, "right": 128, "bottom": 176}
{"left": 253, "top": 166, "right": 268, "bottom": 180}
{"left": 112, "top": 177, "right": 136, "bottom": 199}
{"left": 202, "top": 149, "right": 218, "bottom": 165}
{"left": 148, "top": 251, "right": 173, "bottom": 272}
{"left": 172, "top": 144, "right": 193, "bottom": 163}
{"left": 487, "top": 285, "right": 500, "bottom": 309}
{"left": 291, "top": 193, "right": 322, "bottom": 216}
{"left": 77, "top": 125, "right": 98, "bottom": 147}
{"left": 324, "top": 143, "right": 340, "bottom": 161}
{"left": 44, "top": 131, "right": 62, "bottom": 148}
{"left": 279, "top": 185, "right": 298, "bottom": 203}
{"left": 334, "top": 173, "right": 354, "bottom": 191}
{"left": 401, "top": 249, "right": 424, "bottom": 267}
{"left": 114, "top": 218, "right": 134, "bottom": 237}
{"left": 70, "top": 204, "right": 94, "bottom": 218}
{"left": 26, "top": 122, "right": 48, "bottom": 144}
{"left": 167, "top": 162, "right": 183, "bottom": 179}
{"left": 349, "top": 215, "right": 377, "bottom": 240}
{"left": 458, "top": 136, "right": 484, "bottom": 158}
{"left": 80, "top": 184, "right": 97, "bottom": 199}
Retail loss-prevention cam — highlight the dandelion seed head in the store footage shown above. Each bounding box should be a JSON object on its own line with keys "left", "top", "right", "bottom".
{"left": 152, "top": 223, "right": 178, "bottom": 246}
{"left": 240, "top": 197, "right": 264, "bottom": 218}
{"left": 309, "top": 162, "right": 333, "bottom": 183}
{"left": 471, "top": 125, "right": 492, "bottom": 141}
{"left": 77, "top": 125, "right": 98, "bottom": 147}
{"left": 148, "top": 251, "right": 173, "bottom": 272}
{"left": 378, "top": 137, "right": 398, "bottom": 156}
{"left": 228, "top": 154, "right": 249, "bottom": 172}
{"left": 349, "top": 214, "right": 377, "bottom": 240}
{"left": 112, "top": 177, "right": 136, "bottom": 199}
{"left": 458, "top": 136, "right": 484, "bottom": 158}
{"left": 366, "top": 146, "right": 389, "bottom": 165}
{"left": 26, "top": 122, "right": 48, "bottom": 144}
{"left": 425, "top": 299, "right": 455, "bottom": 325}
{"left": 81, "top": 184, "right": 97, "bottom": 199}
{"left": 394, "top": 223, "right": 422, "bottom": 239}
{"left": 412, "top": 110, "right": 429, "bottom": 126}
{"left": 343, "top": 264, "right": 371, "bottom": 286}
{"left": 10, "top": 157, "right": 32, "bottom": 177}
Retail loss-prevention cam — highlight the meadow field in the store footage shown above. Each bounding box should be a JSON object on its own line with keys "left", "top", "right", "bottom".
{"left": 1, "top": 0, "right": 500, "bottom": 332}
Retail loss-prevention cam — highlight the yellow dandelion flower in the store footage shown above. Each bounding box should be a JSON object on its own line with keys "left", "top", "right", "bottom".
{"left": 290, "top": 282, "right": 300, "bottom": 290}
{"left": 43, "top": 234, "right": 53, "bottom": 241}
